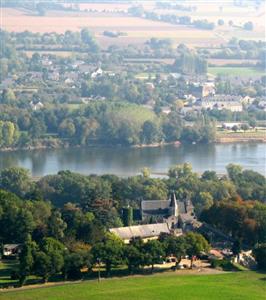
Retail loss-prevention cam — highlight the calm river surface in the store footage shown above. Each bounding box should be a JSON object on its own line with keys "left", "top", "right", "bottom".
{"left": 0, "top": 143, "right": 265, "bottom": 177}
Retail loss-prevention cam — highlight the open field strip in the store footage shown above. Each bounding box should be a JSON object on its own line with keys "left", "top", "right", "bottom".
{"left": 1, "top": 271, "right": 265, "bottom": 300}
{"left": 208, "top": 66, "right": 265, "bottom": 77}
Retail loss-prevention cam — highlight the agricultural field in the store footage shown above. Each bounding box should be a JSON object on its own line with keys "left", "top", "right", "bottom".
{"left": 23, "top": 50, "right": 77, "bottom": 58}
{"left": 216, "top": 129, "right": 266, "bottom": 141}
{"left": 208, "top": 66, "right": 265, "bottom": 78}
{"left": 1, "top": 271, "right": 265, "bottom": 300}
{"left": 153, "top": 2, "right": 265, "bottom": 32}
{"left": 208, "top": 58, "right": 259, "bottom": 66}
{"left": 1, "top": 6, "right": 259, "bottom": 49}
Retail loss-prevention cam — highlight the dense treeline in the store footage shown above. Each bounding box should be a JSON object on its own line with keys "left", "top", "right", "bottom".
{"left": 0, "top": 164, "right": 265, "bottom": 284}
{"left": 128, "top": 6, "right": 215, "bottom": 30}
{"left": 0, "top": 163, "right": 265, "bottom": 244}
{"left": 211, "top": 39, "right": 266, "bottom": 63}
{"left": 0, "top": 102, "right": 216, "bottom": 148}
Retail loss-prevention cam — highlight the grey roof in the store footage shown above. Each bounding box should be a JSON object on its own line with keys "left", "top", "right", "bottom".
{"left": 110, "top": 223, "right": 170, "bottom": 240}
{"left": 3, "top": 244, "right": 21, "bottom": 250}
{"left": 178, "top": 201, "right": 186, "bottom": 214}
{"left": 141, "top": 200, "right": 171, "bottom": 211}
{"left": 203, "top": 95, "right": 242, "bottom": 102}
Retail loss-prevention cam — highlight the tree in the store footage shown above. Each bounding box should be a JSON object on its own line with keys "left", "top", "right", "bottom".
{"left": 33, "top": 251, "right": 51, "bottom": 282}
{"left": 195, "top": 192, "right": 214, "bottom": 215}
{"left": 240, "top": 124, "right": 249, "bottom": 132}
{"left": 180, "top": 126, "right": 200, "bottom": 143}
{"left": 59, "top": 119, "right": 76, "bottom": 138}
{"left": 32, "top": 238, "right": 65, "bottom": 282}
{"left": 64, "top": 252, "right": 85, "bottom": 279}
{"left": 19, "top": 235, "right": 36, "bottom": 285}
{"left": 184, "top": 232, "right": 210, "bottom": 268}
{"left": 141, "top": 167, "right": 151, "bottom": 178}
{"left": 122, "top": 206, "right": 133, "bottom": 226}
{"left": 2, "top": 121, "right": 17, "bottom": 146}
{"left": 162, "top": 235, "right": 187, "bottom": 265}
{"left": 143, "top": 240, "right": 164, "bottom": 272}
{"left": 48, "top": 210, "right": 67, "bottom": 240}
{"left": 162, "top": 112, "right": 183, "bottom": 142}
{"left": 218, "top": 19, "right": 224, "bottom": 26}
{"left": 0, "top": 167, "right": 33, "bottom": 198}
{"left": 124, "top": 244, "right": 143, "bottom": 274}
{"left": 226, "top": 164, "right": 243, "bottom": 182}
{"left": 91, "top": 233, "right": 124, "bottom": 276}
{"left": 249, "top": 119, "right": 257, "bottom": 128}
{"left": 232, "top": 239, "right": 242, "bottom": 259}
{"left": 168, "top": 163, "right": 194, "bottom": 179}
{"left": 243, "top": 22, "right": 254, "bottom": 31}
{"left": 253, "top": 244, "right": 266, "bottom": 270}
{"left": 1, "top": 89, "right": 15, "bottom": 104}
{"left": 201, "top": 170, "right": 218, "bottom": 181}
{"left": 29, "top": 118, "right": 46, "bottom": 139}
{"left": 80, "top": 29, "right": 99, "bottom": 52}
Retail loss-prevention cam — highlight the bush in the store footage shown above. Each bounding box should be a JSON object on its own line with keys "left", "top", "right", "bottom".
{"left": 253, "top": 244, "right": 266, "bottom": 270}
{"left": 10, "top": 269, "right": 20, "bottom": 280}
{"left": 210, "top": 259, "right": 237, "bottom": 271}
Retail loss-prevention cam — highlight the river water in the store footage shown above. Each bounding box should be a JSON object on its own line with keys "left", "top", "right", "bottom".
{"left": 0, "top": 143, "right": 265, "bottom": 177}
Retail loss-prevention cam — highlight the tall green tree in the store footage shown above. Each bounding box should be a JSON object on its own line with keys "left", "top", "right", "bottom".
{"left": 91, "top": 233, "right": 124, "bottom": 276}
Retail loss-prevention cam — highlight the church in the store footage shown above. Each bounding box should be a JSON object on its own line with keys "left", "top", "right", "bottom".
{"left": 110, "top": 193, "right": 201, "bottom": 243}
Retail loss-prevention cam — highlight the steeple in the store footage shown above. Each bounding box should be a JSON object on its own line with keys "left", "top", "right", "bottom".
{"left": 169, "top": 192, "right": 178, "bottom": 217}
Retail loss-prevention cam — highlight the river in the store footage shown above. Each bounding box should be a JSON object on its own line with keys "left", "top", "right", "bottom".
{"left": 0, "top": 143, "right": 265, "bottom": 177}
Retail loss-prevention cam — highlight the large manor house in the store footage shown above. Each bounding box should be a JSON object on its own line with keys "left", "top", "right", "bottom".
{"left": 110, "top": 193, "right": 201, "bottom": 243}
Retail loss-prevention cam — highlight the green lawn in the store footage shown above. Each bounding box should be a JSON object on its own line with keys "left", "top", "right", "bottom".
{"left": 208, "top": 66, "right": 265, "bottom": 77}
{"left": 1, "top": 271, "right": 265, "bottom": 300}
{"left": 135, "top": 72, "right": 157, "bottom": 80}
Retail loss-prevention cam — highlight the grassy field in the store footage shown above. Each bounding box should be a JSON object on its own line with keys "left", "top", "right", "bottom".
{"left": 108, "top": 103, "right": 156, "bottom": 125}
{"left": 208, "top": 66, "right": 265, "bottom": 77}
{"left": 216, "top": 129, "right": 266, "bottom": 143}
{"left": 1, "top": 271, "right": 265, "bottom": 300}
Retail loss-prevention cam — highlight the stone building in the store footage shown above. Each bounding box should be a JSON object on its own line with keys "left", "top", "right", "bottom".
{"left": 110, "top": 193, "right": 200, "bottom": 243}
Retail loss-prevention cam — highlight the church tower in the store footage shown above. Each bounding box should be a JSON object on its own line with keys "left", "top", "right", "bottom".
{"left": 169, "top": 192, "right": 179, "bottom": 217}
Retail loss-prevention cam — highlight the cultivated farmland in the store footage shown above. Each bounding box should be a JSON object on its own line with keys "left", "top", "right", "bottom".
{"left": 0, "top": 7, "right": 242, "bottom": 48}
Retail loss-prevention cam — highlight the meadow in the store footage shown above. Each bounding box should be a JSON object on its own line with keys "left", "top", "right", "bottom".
{"left": 0, "top": 271, "right": 265, "bottom": 300}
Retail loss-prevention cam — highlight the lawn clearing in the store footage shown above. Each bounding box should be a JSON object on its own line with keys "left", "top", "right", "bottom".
{"left": 108, "top": 103, "right": 156, "bottom": 125}
{"left": 1, "top": 271, "right": 265, "bottom": 300}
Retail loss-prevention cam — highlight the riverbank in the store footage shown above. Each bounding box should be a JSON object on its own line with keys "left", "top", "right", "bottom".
{"left": 132, "top": 141, "right": 181, "bottom": 148}
{"left": 216, "top": 131, "right": 266, "bottom": 143}
{"left": 1, "top": 134, "right": 265, "bottom": 153}
{"left": 0, "top": 140, "right": 182, "bottom": 153}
